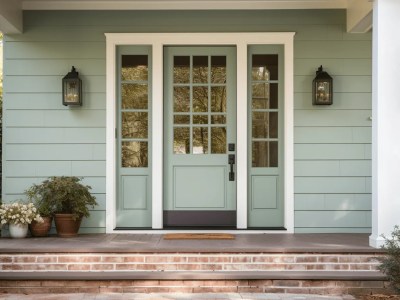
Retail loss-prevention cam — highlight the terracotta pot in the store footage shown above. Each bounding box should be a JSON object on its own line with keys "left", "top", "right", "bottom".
{"left": 54, "top": 214, "right": 82, "bottom": 238}
{"left": 29, "top": 216, "right": 53, "bottom": 237}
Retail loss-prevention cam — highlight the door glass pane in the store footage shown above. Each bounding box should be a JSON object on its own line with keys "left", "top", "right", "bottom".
{"left": 174, "top": 115, "right": 190, "bottom": 124}
{"left": 122, "top": 84, "right": 148, "bottom": 109}
{"left": 193, "top": 86, "right": 208, "bottom": 112}
{"left": 193, "top": 127, "right": 208, "bottom": 154}
{"left": 193, "top": 56, "right": 208, "bottom": 83}
{"left": 174, "top": 127, "right": 190, "bottom": 154}
{"left": 211, "top": 127, "right": 226, "bottom": 154}
{"left": 193, "top": 115, "right": 208, "bottom": 124}
{"left": 174, "top": 87, "right": 190, "bottom": 112}
{"left": 122, "top": 141, "right": 148, "bottom": 167}
{"left": 121, "top": 55, "right": 148, "bottom": 81}
{"left": 211, "top": 115, "right": 226, "bottom": 124}
{"left": 211, "top": 56, "right": 226, "bottom": 83}
{"left": 174, "top": 56, "right": 190, "bottom": 83}
{"left": 211, "top": 86, "right": 226, "bottom": 112}
{"left": 122, "top": 112, "right": 148, "bottom": 138}
{"left": 252, "top": 55, "right": 278, "bottom": 81}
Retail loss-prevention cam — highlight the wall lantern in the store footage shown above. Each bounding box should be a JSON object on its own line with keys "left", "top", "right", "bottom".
{"left": 312, "top": 65, "right": 333, "bottom": 105}
{"left": 62, "top": 66, "right": 82, "bottom": 106}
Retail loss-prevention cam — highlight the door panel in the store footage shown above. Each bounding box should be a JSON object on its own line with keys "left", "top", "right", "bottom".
{"left": 164, "top": 46, "right": 237, "bottom": 227}
{"left": 248, "top": 45, "right": 285, "bottom": 228}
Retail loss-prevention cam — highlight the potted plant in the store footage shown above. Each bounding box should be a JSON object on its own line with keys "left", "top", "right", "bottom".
{"left": 26, "top": 177, "right": 97, "bottom": 237}
{"left": 25, "top": 186, "right": 55, "bottom": 237}
{"left": 0, "top": 201, "right": 43, "bottom": 238}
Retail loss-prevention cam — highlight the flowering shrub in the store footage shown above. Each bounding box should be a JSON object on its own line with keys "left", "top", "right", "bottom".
{"left": 0, "top": 202, "right": 43, "bottom": 226}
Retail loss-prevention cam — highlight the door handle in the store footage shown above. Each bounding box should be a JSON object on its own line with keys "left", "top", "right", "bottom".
{"left": 228, "top": 154, "right": 235, "bottom": 181}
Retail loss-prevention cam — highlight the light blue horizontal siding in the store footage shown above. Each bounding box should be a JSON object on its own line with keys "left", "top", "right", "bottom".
{"left": 6, "top": 110, "right": 105, "bottom": 127}
{"left": 294, "top": 127, "right": 371, "bottom": 144}
{"left": 5, "top": 93, "right": 106, "bottom": 110}
{"left": 3, "top": 9, "right": 371, "bottom": 233}
{"left": 294, "top": 93, "right": 371, "bottom": 110}
{"left": 295, "top": 194, "right": 371, "bottom": 211}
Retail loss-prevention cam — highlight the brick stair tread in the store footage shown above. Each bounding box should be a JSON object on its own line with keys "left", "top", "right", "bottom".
{"left": 0, "top": 271, "right": 385, "bottom": 281}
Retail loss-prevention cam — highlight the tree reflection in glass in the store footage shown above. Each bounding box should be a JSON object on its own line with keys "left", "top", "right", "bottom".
{"left": 172, "top": 54, "right": 228, "bottom": 155}
{"left": 122, "top": 141, "right": 148, "bottom": 167}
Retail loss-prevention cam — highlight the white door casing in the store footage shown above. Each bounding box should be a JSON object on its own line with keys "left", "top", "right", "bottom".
{"left": 105, "top": 32, "right": 295, "bottom": 233}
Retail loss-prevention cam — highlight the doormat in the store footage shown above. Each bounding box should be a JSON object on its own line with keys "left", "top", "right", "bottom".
{"left": 163, "top": 233, "right": 235, "bottom": 240}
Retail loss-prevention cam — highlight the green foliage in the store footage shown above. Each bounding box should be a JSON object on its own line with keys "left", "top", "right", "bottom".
{"left": 377, "top": 225, "right": 400, "bottom": 294}
{"left": 25, "top": 177, "right": 98, "bottom": 220}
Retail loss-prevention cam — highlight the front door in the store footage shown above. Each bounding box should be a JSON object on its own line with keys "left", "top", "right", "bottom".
{"left": 163, "top": 46, "right": 237, "bottom": 227}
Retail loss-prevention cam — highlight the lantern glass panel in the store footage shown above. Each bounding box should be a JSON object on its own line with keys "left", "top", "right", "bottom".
{"left": 315, "top": 81, "right": 331, "bottom": 104}
{"left": 64, "top": 79, "right": 80, "bottom": 104}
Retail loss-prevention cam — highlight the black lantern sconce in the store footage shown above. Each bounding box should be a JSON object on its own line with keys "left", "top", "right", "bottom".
{"left": 62, "top": 66, "right": 82, "bottom": 106}
{"left": 312, "top": 65, "right": 333, "bottom": 105}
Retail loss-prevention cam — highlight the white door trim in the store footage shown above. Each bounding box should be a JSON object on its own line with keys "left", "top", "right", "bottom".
{"left": 105, "top": 32, "right": 295, "bottom": 233}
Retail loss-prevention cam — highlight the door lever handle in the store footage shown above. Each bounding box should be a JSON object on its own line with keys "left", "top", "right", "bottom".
{"left": 228, "top": 154, "right": 235, "bottom": 181}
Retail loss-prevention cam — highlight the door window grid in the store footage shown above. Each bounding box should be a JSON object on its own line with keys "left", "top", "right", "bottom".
{"left": 120, "top": 55, "right": 149, "bottom": 167}
{"left": 251, "top": 54, "right": 279, "bottom": 168}
{"left": 173, "top": 55, "right": 227, "bottom": 155}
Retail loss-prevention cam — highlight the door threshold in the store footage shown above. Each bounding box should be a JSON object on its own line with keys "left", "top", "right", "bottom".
{"left": 111, "top": 229, "right": 289, "bottom": 234}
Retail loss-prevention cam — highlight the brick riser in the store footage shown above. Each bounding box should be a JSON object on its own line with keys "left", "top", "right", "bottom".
{"left": 0, "top": 253, "right": 386, "bottom": 296}
{"left": 0, "top": 253, "right": 381, "bottom": 271}
{"left": 0, "top": 279, "right": 393, "bottom": 296}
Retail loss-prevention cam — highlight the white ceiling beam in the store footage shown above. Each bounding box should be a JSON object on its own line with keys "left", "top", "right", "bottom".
{"left": 0, "top": 0, "right": 23, "bottom": 34}
{"left": 22, "top": 0, "right": 347, "bottom": 11}
{"left": 347, "top": 0, "right": 373, "bottom": 33}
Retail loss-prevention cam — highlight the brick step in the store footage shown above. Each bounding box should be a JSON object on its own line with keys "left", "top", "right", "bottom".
{"left": 0, "top": 270, "right": 386, "bottom": 281}
{"left": 0, "top": 274, "right": 389, "bottom": 296}
{"left": 0, "top": 253, "right": 381, "bottom": 272}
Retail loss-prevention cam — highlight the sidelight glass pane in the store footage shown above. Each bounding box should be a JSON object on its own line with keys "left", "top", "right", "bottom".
{"left": 174, "top": 127, "right": 190, "bottom": 154}
{"left": 193, "top": 115, "right": 208, "bottom": 124}
{"left": 252, "top": 141, "right": 278, "bottom": 167}
{"left": 122, "top": 141, "right": 148, "bottom": 167}
{"left": 211, "top": 115, "right": 226, "bottom": 124}
{"left": 174, "top": 86, "right": 190, "bottom": 112}
{"left": 211, "top": 127, "right": 226, "bottom": 154}
{"left": 269, "top": 112, "right": 278, "bottom": 138}
{"left": 252, "top": 112, "right": 268, "bottom": 138}
{"left": 193, "top": 127, "right": 208, "bottom": 154}
{"left": 121, "top": 84, "right": 148, "bottom": 109}
{"left": 252, "top": 55, "right": 278, "bottom": 81}
{"left": 270, "top": 141, "right": 278, "bottom": 167}
{"left": 193, "top": 86, "right": 208, "bottom": 112}
{"left": 252, "top": 141, "right": 268, "bottom": 167}
{"left": 211, "top": 86, "right": 226, "bottom": 112}
{"left": 174, "top": 115, "right": 190, "bottom": 124}
{"left": 121, "top": 55, "right": 148, "bottom": 81}
{"left": 122, "top": 112, "right": 148, "bottom": 138}
{"left": 174, "top": 56, "right": 190, "bottom": 83}
{"left": 211, "top": 56, "right": 226, "bottom": 83}
{"left": 193, "top": 56, "right": 208, "bottom": 83}
{"left": 252, "top": 83, "right": 278, "bottom": 109}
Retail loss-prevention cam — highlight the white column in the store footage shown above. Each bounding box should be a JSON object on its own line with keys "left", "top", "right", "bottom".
{"left": 370, "top": 0, "right": 400, "bottom": 248}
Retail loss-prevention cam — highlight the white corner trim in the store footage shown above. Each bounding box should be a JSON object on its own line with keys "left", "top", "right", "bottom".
{"left": 105, "top": 32, "right": 295, "bottom": 233}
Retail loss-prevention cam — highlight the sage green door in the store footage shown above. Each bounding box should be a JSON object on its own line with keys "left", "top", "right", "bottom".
{"left": 164, "top": 46, "right": 237, "bottom": 227}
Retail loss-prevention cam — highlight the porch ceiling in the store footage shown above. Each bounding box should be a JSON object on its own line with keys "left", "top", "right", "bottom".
{"left": 0, "top": 0, "right": 372, "bottom": 34}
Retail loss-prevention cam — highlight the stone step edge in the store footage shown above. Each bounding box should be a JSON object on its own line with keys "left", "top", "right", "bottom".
{"left": 0, "top": 271, "right": 385, "bottom": 281}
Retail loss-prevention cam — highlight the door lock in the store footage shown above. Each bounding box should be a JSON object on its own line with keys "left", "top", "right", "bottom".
{"left": 228, "top": 154, "right": 235, "bottom": 181}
